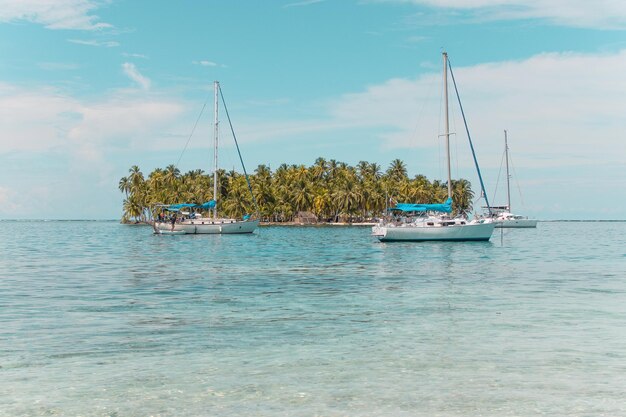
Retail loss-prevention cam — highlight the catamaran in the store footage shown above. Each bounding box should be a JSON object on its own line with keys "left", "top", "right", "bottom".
{"left": 488, "top": 130, "right": 538, "bottom": 228}
{"left": 153, "top": 81, "right": 259, "bottom": 235}
{"left": 372, "top": 52, "right": 494, "bottom": 242}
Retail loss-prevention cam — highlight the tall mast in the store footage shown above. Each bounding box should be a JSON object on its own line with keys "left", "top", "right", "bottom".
{"left": 504, "top": 129, "right": 511, "bottom": 211}
{"left": 443, "top": 52, "right": 452, "bottom": 199}
{"left": 213, "top": 81, "right": 219, "bottom": 220}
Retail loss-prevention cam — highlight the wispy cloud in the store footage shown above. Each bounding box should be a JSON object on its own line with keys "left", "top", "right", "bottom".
{"left": 0, "top": 0, "right": 112, "bottom": 30}
{"left": 0, "top": 83, "right": 185, "bottom": 156}
{"left": 0, "top": 83, "right": 187, "bottom": 218}
{"left": 123, "top": 52, "right": 148, "bottom": 59}
{"left": 379, "top": 0, "right": 626, "bottom": 29}
{"left": 327, "top": 50, "right": 626, "bottom": 169}
{"left": 122, "top": 63, "right": 151, "bottom": 90}
{"left": 193, "top": 60, "right": 220, "bottom": 67}
{"left": 68, "top": 39, "right": 119, "bottom": 47}
{"left": 283, "top": 0, "right": 326, "bottom": 8}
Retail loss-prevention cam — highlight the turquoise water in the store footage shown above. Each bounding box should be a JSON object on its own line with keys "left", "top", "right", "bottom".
{"left": 1, "top": 221, "right": 625, "bottom": 416}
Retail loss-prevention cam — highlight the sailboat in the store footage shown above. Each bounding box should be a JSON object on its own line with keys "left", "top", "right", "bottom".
{"left": 489, "top": 130, "right": 538, "bottom": 228}
{"left": 372, "top": 52, "right": 495, "bottom": 242}
{"left": 153, "top": 81, "right": 260, "bottom": 235}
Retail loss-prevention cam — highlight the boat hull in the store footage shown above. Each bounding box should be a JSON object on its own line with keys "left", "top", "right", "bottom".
{"left": 155, "top": 219, "right": 259, "bottom": 235}
{"left": 372, "top": 221, "right": 495, "bottom": 242}
{"left": 494, "top": 218, "right": 538, "bottom": 228}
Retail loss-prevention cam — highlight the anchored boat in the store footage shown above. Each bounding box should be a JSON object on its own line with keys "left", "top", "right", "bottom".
{"left": 372, "top": 52, "right": 494, "bottom": 242}
{"left": 153, "top": 81, "right": 259, "bottom": 235}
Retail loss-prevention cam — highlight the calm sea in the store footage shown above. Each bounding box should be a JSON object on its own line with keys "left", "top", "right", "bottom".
{"left": 1, "top": 221, "right": 625, "bottom": 416}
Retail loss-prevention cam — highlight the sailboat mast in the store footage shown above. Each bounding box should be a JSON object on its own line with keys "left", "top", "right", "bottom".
{"left": 504, "top": 129, "right": 511, "bottom": 212}
{"left": 443, "top": 52, "right": 452, "bottom": 199}
{"left": 213, "top": 81, "right": 219, "bottom": 220}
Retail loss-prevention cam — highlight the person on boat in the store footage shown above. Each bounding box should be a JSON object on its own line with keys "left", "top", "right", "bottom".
{"left": 170, "top": 214, "right": 177, "bottom": 231}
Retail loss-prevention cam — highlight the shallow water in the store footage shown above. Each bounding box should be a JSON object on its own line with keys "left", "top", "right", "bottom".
{"left": 1, "top": 221, "right": 625, "bottom": 416}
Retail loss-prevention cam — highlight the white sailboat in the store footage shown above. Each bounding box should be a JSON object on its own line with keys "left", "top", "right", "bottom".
{"left": 490, "top": 130, "right": 538, "bottom": 228}
{"left": 153, "top": 81, "right": 260, "bottom": 235}
{"left": 372, "top": 52, "right": 494, "bottom": 242}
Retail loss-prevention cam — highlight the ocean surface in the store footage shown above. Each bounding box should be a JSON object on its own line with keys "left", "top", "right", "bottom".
{"left": 1, "top": 221, "right": 625, "bottom": 417}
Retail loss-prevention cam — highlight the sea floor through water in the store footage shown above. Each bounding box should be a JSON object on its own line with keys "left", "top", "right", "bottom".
{"left": 1, "top": 221, "right": 625, "bottom": 416}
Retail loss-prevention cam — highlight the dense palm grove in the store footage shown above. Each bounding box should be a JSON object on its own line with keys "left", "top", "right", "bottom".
{"left": 118, "top": 157, "right": 475, "bottom": 223}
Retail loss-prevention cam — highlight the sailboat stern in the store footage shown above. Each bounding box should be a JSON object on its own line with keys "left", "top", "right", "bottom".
{"left": 371, "top": 224, "right": 388, "bottom": 239}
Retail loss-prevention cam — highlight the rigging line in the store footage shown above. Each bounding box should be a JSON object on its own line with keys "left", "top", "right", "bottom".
{"left": 508, "top": 151, "right": 526, "bottom": 207}
{"left": 412, "top": 71, "right": 439, "bottom": 144}
{"left": 174, "top": 90, "right": 212, "bottom": 169}
{"left": 493, "top": 148, "right": 506, "bottom": 204}
{"left": 447, "top": 57, "right": 492, "bottom": 214}
{"left": 217, "top": 84, "right": 260, "bottom": 215}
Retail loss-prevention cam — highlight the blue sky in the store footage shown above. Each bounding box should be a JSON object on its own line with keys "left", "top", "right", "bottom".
{"left": 1, "top": 0, "right": 625, "bottom": 220}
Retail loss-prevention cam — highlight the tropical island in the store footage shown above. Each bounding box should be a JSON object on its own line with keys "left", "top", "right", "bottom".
{"left": 118, "top": 157, "right": 476, "bottom": 224}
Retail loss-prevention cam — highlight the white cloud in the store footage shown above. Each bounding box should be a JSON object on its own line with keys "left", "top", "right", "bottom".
{"left": 2, "top": 50, "right": 625, "bottom": 219}
{"left": 0, "top": 83, "right": 76, "bottom": 152}
{"left": 123, "top": 52, "right": 148, "bottom": 59}
{"left": 6, "top": 50, "right": 619, "bottom": 172}
{"left": 194, "top": 60, "right": 217, "bottom": 67}
{"left": 0, "top": 0, "right": 111, "bottom": 30}
{"left": 68, "top": 99, "right": 183, "bottom": 147}
{"left": 384, "top": 0, "right": 626, "bottom": 29}
{"left": 192, "top": 60, "right": 226, "bottom": 68}
{"left": 68, "top": 39, "right": 119, "bottom": 47}
{"left": 0, "top": 83, "right": 185, "bottom": 157}
{"left": 162, "top": 49, "right": 626, "bottom": 175}
{"left": 0, "top": 82, "right": 193, "bottom": 219}
{"left": 122, "top": 63, "right": 151, "bottom": 90}
{"left": 327, "top": 50, "right": 626, "bottom": 170}
{"left": 0, "top": 82, "right": 190, "bottom": 219}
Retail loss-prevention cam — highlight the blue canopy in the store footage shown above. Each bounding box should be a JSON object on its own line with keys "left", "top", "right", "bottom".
{"left": 197, "top": 200, "right": 216, "bottom": 210}
{"left": 390, "top": 198, "right": 453, "bottom": 213}
{"left": 162, "top": 200, "right": 216, "bottom": 212}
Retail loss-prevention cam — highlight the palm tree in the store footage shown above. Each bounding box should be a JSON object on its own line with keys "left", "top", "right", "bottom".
{"left": 128, "top": 165, "right": 144, "bottom": 190}
{"left": 251, "top": 164, "right": 274, "bottom": 220}
{"left": 327, "top": 159, "right": 340, "bottom": 184}
{"left": 431, "top": 179, "right": 448, "bottom": 203}
{"left": 291, "top": 179, "right": 314, "bottom": 212}
{"left": 356, "top": 161, "right": 369, "bottom": 182}
{"left": 163, "top": 164, "right": 181, "bottom": 189}
{"left": 311, "top": 157, "right": 328, "bottom": 181}
{"left": 118, "top": 176, "right": 130, "bottom": 198}
{"left": 221, "top": 176, "right": 253, "bottom": 218}
{"left": 332, "top": 174, "right": 362, "bottom": 222}
{"left": 386, "top": 159, "right": 408, "bottom": 183}
{"left": 367, "top": 162, "right": 382, "bottom": 180}
{"left": 452, "top": 179, "right": 474, "bottom": 215}
{"left": 412, "top": 174, "right": 431, "bottom": 203}
{"left": 119, "top": 158, "right": 477, "bottom": 224}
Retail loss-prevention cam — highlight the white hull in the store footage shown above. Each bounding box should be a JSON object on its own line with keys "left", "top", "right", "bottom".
{"left": 372, "top": 219, "right": 494, "bottom": 242}
{"left": 494, "top": 218, "right": 537, "bottom": 228}
{"left": 155, "top": 218, "right": 259, "bottom": 234}
{"left": 491, "top": 211, "right": 537, "bottom": 228}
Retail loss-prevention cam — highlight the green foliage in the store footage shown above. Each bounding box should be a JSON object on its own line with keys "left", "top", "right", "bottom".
{"left": 119, "top": 159, "right": 475, "bottom": 223}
